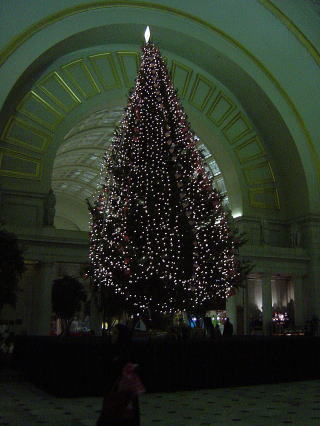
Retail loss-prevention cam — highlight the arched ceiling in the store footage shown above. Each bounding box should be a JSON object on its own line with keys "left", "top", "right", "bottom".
{"left": 0, "top": 0, "right": 319, "bottom": 228}
{"left": 1, "top": 45, "right": 283, "bottom": 220}
{"left": 53, "top": 107, "right": 123, "bottom": 229}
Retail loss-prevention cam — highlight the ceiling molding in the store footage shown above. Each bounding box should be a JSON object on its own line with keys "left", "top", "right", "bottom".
{"left": 52, "top": 177, "right": 97, "bottom": 192}
{"left": 53, "top": 163, "right": 99, "bottom": 173}
{"left": 259, "top": 0, "right": 320, "bottom": 68}
{"left": 55, "top": 146, "right": 106, "bottom": 157}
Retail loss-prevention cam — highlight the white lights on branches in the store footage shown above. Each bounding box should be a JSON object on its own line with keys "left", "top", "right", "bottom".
{"left": 88, "top": 37, "right": 243, "bottom": 315}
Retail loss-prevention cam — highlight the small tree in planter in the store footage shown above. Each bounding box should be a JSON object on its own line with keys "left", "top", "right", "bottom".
{"left": 0, "top": 227, "right": 24, "bottom": 314}
{"left": 52, "top": 275, "right": 86, "bottom": 336}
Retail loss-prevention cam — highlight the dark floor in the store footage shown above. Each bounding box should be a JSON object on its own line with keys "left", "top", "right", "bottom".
{"left": 1, "top": 369, "right": 320, "bottom": 425}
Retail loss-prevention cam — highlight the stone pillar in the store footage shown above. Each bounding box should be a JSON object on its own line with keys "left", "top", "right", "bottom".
{"left": 261, "top": 273, "right": 272, "bottom": 335}
{"left": 226, "top": 293, "right": 237, "bottom": 334}
{"left": 35, "top": 262, "right": 55, "bottom": 335}
{"left": 293, "top": 275, "right": 305, "bottom": 327}
{"left": 300, "top": 217, "right": 320, "bottom": 320}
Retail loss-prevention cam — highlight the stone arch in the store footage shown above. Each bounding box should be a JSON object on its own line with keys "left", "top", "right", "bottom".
{"left": 1, "top": 47, "right": 284, "bottom": 219}
{"left": 0, "top": 0, "right": 319, "bottom": 332}
{"left": 0, "top": 2, "right": 317, "bottom": 219}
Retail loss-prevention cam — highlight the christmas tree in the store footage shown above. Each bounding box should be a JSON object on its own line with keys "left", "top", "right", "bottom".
{"left": 89, "top": 29, "right": 245, "bottom": 317}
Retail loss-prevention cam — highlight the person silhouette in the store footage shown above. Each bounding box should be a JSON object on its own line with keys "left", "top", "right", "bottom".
{"left": 223, "top": 318, "right": 233, "bottom": 336}
{"left": 214, "top": 324, "right": 222, "bottom": 338}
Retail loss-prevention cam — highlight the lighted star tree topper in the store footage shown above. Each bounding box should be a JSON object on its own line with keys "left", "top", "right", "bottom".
{"left": 89, "top": 27, "right": 246, "bottom": 315}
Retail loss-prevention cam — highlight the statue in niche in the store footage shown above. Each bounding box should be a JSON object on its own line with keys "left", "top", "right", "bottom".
{"left": 43, "top": 188, "right": 56, "bottom": 226}
{"left": 290, "top": 222, "right": 301, "bottom": 248}
{"left": 259, "top": 218, "right": 268, "bottom": 245}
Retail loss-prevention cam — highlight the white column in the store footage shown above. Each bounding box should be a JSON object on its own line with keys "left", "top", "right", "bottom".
{"left": 300, "top": 218, "right": 320, "bottom": 320}
{"left": 293, "top": 275, "right": 305, "bottom": 327}
{"left": 261, "top": 273, "right": 272, "bottom": 335}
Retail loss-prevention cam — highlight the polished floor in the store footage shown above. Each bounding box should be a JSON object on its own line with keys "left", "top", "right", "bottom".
{"left": 0, "top": 369, "right": 319, "bottom": 425}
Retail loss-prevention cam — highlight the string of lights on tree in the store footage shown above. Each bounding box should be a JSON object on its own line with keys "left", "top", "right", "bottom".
{"left": 88, "top": 27, "right": 245, "bottom": 315}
